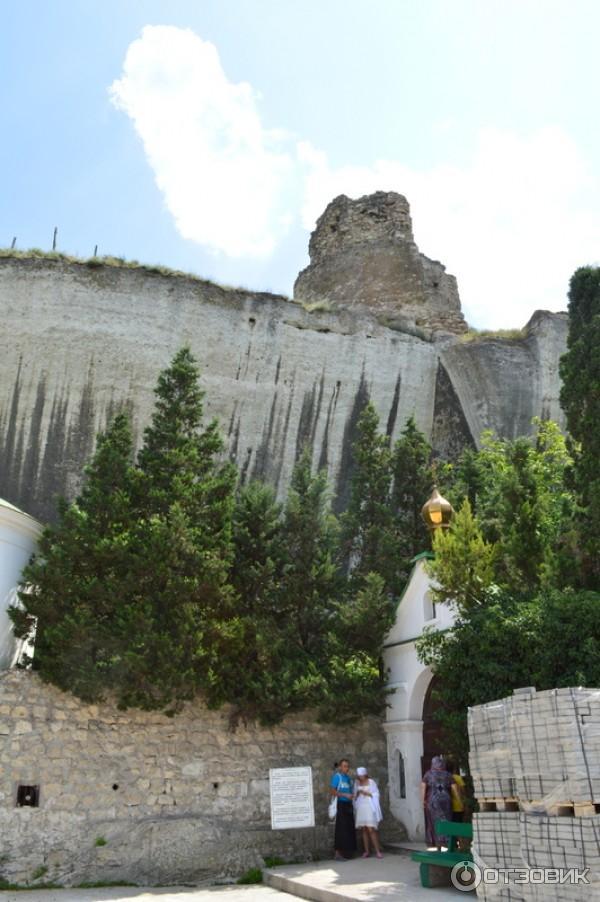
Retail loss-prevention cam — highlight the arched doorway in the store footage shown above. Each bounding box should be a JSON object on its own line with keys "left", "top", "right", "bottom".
{"left": 421, "top": 674, "right": 444, "bottom": 776}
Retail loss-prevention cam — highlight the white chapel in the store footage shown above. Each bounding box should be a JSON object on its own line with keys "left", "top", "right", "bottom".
{"left": 382, "top": 488, "right": 457, "bottom": 841}
{"left": 0, "top": 498, "right": 42, "bottom": 670}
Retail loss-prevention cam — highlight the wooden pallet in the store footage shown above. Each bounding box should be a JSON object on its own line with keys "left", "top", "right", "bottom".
{"left": 479, "top": 798, "right": 520, "bottom": 812}
{"left": 521, "top": 800, "right": 600, "bottom": 817}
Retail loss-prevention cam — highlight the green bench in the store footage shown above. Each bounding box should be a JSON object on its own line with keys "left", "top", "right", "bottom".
{"left": 411, "top": 820, "right": 474, "bottom": 888}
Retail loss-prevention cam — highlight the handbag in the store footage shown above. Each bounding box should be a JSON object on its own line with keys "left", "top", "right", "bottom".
{"left": 328, "top": 795, "right": 338, "bottom": 821}
{"left": 328, "top": 772, "right": 342, "bottom": 820}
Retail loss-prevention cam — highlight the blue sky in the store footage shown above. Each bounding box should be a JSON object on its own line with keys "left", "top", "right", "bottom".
{"left": 2, "top": 0, "right": 599, "bottom": 327}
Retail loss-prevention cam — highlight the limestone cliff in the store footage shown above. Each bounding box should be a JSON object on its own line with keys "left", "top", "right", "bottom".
{"left": 0, "top": 194, "right": 568, "bottom": 523}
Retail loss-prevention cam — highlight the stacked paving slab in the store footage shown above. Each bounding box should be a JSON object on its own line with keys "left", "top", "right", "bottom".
{"left": 469, "top": 687, "right": 600, "bottom": 901}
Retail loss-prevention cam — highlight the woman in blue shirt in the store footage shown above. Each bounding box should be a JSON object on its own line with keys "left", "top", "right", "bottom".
{"left": 330, "top": 758, "right": 357, "bottom": 860}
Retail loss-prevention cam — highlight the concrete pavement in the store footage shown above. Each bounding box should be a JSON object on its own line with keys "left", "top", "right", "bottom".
{"left": 0, "top": 886, "right": 286, "bottom": 902}
{"left": 264, "top": 852, "right": 466, "bottom": 900}
{"left": 0, "top": 852, "right": 466, "bottom": 902}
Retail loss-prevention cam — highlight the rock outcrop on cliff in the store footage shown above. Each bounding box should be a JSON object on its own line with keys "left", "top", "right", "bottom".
{"left": 0, "top": 193, "right": 568, "bottom": 522}
{"left": 294, "top": 191, "right": 468, "bottom": 335}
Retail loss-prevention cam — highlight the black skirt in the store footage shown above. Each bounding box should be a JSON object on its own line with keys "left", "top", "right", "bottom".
{"left": 334, "top": 801, "right": 357, "bottom": 856}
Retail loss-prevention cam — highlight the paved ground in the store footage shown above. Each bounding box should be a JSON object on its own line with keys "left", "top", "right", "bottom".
{"left": 264, "top": 853, "right": 465, "bottom": 901}
{"left": 0, "top": 887, "right": 287, "bottom": 902}
{"left": 0, "top": 853, "right": 465, "bottom": 902}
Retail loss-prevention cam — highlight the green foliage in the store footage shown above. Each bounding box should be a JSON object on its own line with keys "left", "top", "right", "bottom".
{"left": 10, "top": 414, "right": 138, "bottom": 701}
{"left": 428, "top": 500, "right": 497, "bottom": 614}
{"left": 301, "top": 299, "right": 332, "bottom": 313}
{"left": 263, "top": 856, "right": 286, "bottom": 868}
{"left": 279, "top": 451, "right": 340, "bottom": 662}
{"left": 417, "top": 586, "right": 600, "bottom": 763}
{"left": 459, "top": 327, "right": 526, "bottom": 342}
{"left": 535, "top": 588, "right": 600, "bottom": 687}
{"left": 335, "top": 572, "right": 392, "bottom": 655}
{"left": 391, "top": 416, "right": 433, "bottom": 578}
{"left": 232, "top": 481, "right": 282, "bottom": 616}
{"left": 315, "top": 573, "right": 395, "bottom": 722}
{"left": 417, "top": 590, "right": 541, "bottom": 762}
{"left": 419, "top": 416, "right": 581, "bottom": 759}
{"left": 444, "top": 420, "right": 574, "bottom": 593}
{"left": 237, "top": 867, "right": 263, "bottom": 884}
{"left": 230, "top": 449, "right": 395, "bottom": 724}
{"left": 0, "top": 247, "right": 264, "bottom": 295}
{"left": 12, "top": 349, "right": 241, "bottom": 713}
{"left": 31, "top": 866, "right": 48, "bottom": 880}
{"left": 228, "top": 452, "right": 343, "bottom": 724}
{"left": 559, "top": 266, "right": 600, "bottom": 588}
{"left": 94, "top": 837, "right": 107, "bottom": 847}
{"left": 121, "top": 347, "right": 240, "bottom": 712}
{"left": 13, "top": 358, "right": 410, "bottom": 725}
{"left": 341, "top": 403, "right": 397, "bottom": 593}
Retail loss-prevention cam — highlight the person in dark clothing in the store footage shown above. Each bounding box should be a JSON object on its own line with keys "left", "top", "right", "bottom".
{"left": 421, "top": 755, "right": 461, "bottom": 850}
{"left": 330, "top": 758, "right": 357, "bottom": 860}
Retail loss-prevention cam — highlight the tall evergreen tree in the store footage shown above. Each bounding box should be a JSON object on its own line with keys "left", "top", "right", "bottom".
{"left": 120, "top": 347, "right": 240, "bottom": 710}
{"left": 232, "top": 481, "right": 283, "bottom": 617}
{"left": 445, "top": 421, "right": 574, "bottom": 593}
{"left": 228, "top": 452, "right": 343, "bottom": 723}
{"left": 12, "top": 354, "right": 401, "bottom": 725}
{"left": 228, "top": 481, "right": 286, "bottom": 724}
{"left": 391, "top": 416, "right": 433, "bottom": 577}
{"left": 10, "top": 414, "right": 137, "bottom": 701}
{"left": 279, "top": 449, "right": 341, "bottom": 664}
{"left": 559, "top": 266, "right": 600, "bottom": 588}
{"left": 428, "top": 499, "right": 498, "bottom": 615}
{"left": 340, "top": 403, "right": 397, "bottom": 593}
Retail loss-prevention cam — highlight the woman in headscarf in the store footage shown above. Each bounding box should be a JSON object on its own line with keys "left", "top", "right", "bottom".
{"left": 421, "top": 755, "right": 460, "bottom": 850}
{"left": 353, "top": 766, "right": 383, "bottom": 859}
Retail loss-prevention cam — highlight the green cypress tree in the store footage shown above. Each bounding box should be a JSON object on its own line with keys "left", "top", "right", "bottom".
{"left": 232, "top": 481, "right": 283, "bottom": 617}
{"left": 559, "top": 266, "right": 600, "bottom": 588}
{"left": 314, "top": 572, "right": 395, "bottom": 723}
{"left": 340, "top": 403, "right": 397, "bottom": 593}
{"left": 10, "top": 414, "right": 137, "bottom": 701}
{"left": 391, "top": 416, "right": 433, "bottom": 578}
{"left": 119, "top": 347, "right": 240, "bottom": 711}
{"left": 228, "top": 481, "right": 287, "bottom": 724}
{"left": 441, "top": 421, "right": 573, "bottom": 594}
{"left": 443, "top": 446, "right": 484, "bottom": 511}
{"left": 279, "top": 449, "right": 341, "bottom": 664}
{"left": 428, "top": 499, "right": 498, "bottom": 615}
{"left": 228, "top": 453, "right": 344, "bottom": 723}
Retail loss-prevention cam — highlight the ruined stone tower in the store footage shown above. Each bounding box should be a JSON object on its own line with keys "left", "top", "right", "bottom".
{"left": 294, "top": 191, "right": 467, "bottom": 335}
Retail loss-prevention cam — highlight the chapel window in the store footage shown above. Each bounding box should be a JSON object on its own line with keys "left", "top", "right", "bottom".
{"left": 423, "top": 590, "right": 436, "bottom": 622}
{"left": 397, "top": 751, "right": 406, "bottom": 799}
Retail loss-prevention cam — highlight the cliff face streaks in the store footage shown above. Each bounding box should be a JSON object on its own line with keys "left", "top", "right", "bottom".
{"left": 0, "top": 255, "right": 566, "bottom": 523}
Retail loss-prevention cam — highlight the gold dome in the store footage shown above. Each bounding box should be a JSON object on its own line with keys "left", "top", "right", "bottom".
{"left": 421, "top": 486, "right": 454, "bottom": 531}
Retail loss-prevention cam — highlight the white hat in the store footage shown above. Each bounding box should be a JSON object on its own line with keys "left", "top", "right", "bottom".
{"left": 356, "top": 766, "right": 368, "bottom": 776}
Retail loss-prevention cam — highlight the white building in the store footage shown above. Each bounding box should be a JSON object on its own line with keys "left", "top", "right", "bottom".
{"left": 0, "top": 498, "right": 42, "bottom": 670}
{"left": 382, "top": 490, "right": 456, "bottom": 841}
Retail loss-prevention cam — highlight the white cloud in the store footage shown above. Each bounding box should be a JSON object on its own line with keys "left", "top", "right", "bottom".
{"left": 300, "top": 127, "right": 600, "bottom": 328}
{"left": 111, "top": 27, "right": 600, "bottom": 327}
{"left": 109, "top": 25, "right": 295, "bottom": 257}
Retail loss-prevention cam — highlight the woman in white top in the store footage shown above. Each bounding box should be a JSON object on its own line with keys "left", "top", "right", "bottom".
{"left": 353, "top": 766, "right": 383, "bottom": 859}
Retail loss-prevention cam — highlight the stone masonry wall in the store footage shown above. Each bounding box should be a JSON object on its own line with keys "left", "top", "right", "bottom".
{"left": 293, "top": 192, "right": 467, "bottom": 334}
{"left": 0, "top": 671, "right": 398, "bottom": 887}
